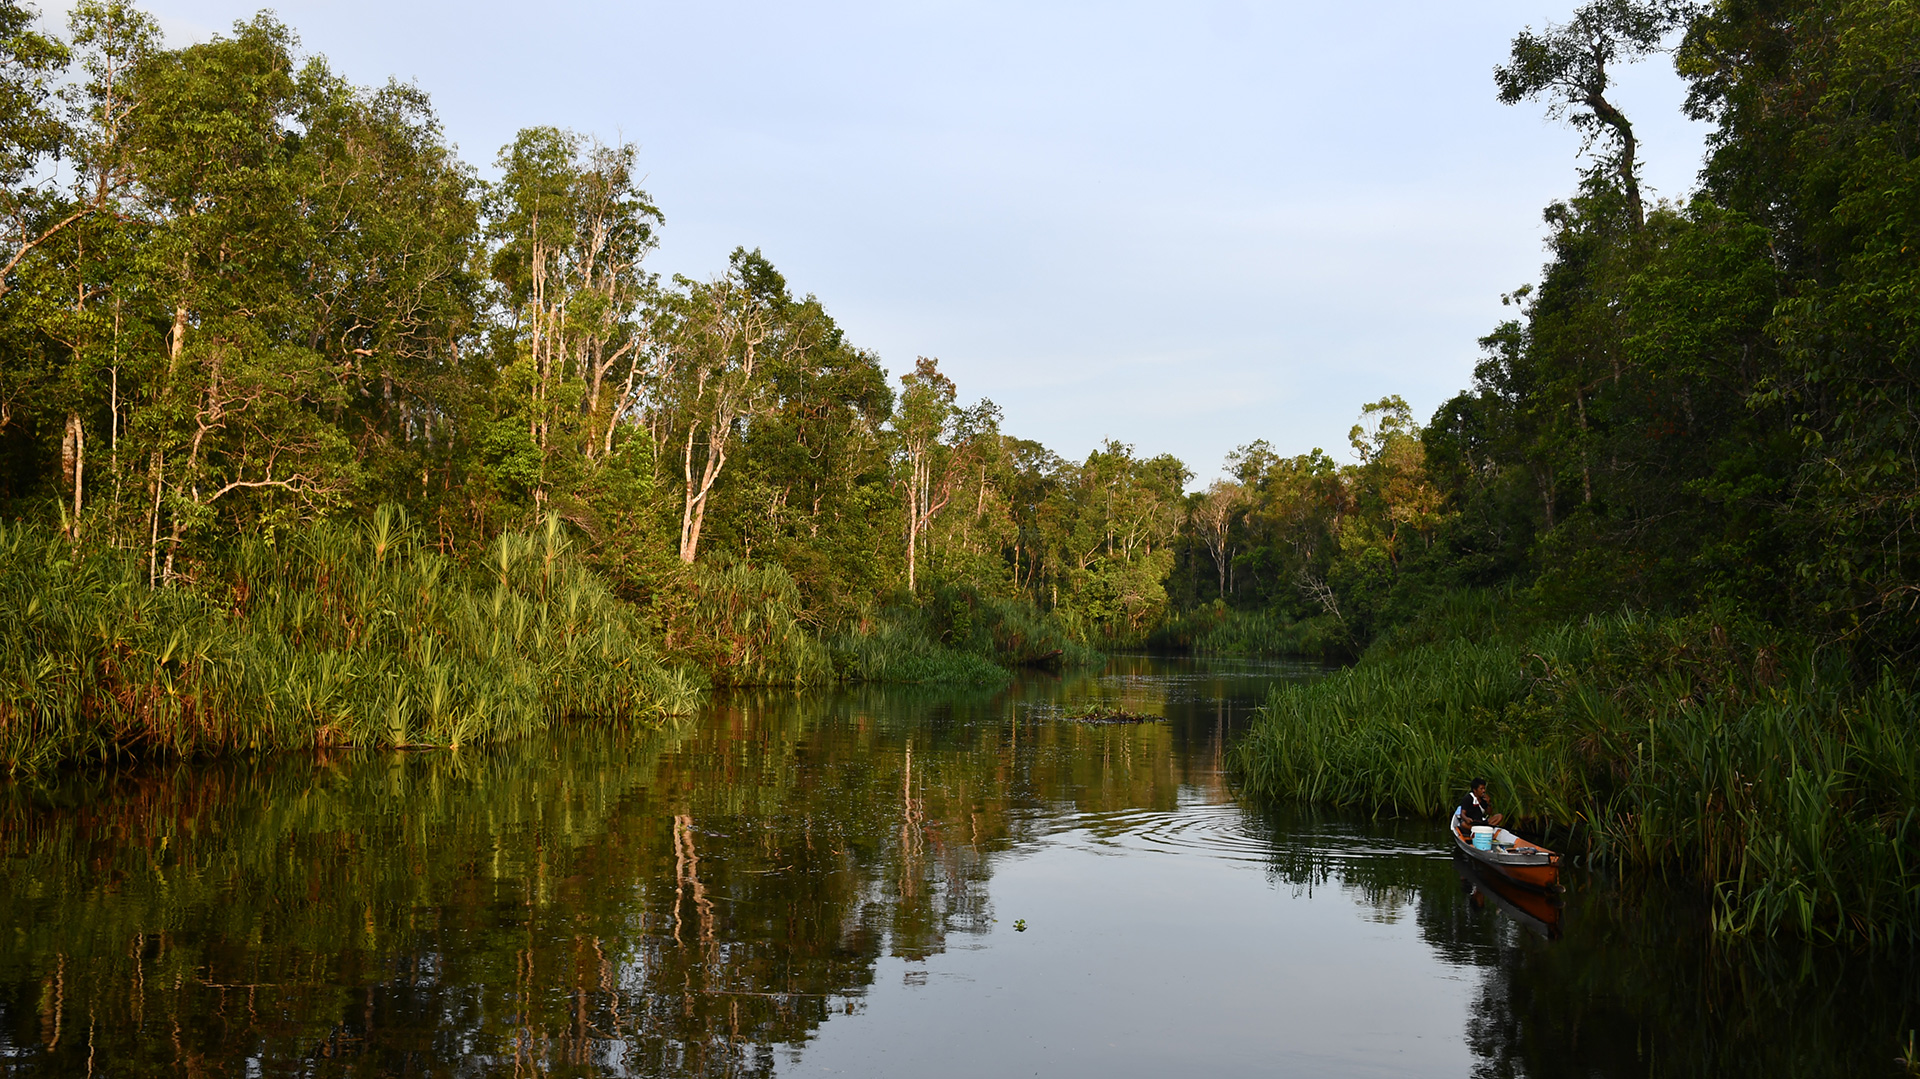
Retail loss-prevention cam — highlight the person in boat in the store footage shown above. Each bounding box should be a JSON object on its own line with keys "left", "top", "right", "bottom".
{"left": 1453, "top": 777, "right": 1518, "bottom": 847}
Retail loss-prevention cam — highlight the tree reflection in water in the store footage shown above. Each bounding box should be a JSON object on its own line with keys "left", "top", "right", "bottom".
{"left": 0, "top": 662, "right": 1267, "bottom": 1077}
{"left": 1, "top": 659, "right": 1909, "bottom": 1077}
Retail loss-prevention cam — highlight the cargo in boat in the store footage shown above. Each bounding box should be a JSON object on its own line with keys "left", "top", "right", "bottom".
{"left": 1450, "top": 818, "right": 1561, "bottom": 892}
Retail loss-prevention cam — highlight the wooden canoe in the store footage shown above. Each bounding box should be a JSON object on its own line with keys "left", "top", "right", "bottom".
{"left": 1451, "top": 820, "right": 1561, "bottom": 892}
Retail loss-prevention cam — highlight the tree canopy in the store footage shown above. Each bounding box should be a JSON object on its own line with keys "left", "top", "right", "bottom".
{"left": 1, "top": 0, "right": 1915, "bottom": 665}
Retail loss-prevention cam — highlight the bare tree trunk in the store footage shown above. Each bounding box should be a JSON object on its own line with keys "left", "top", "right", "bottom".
{"left": 680, "top": 422, "right": 701, "bottom": 562}
{"left": 111, "top": 298, "right": 121, "bottom": 507}
{"left": 527, "top": 227, "right": 545, "bottom": 445}
{"left": 162, "top": 351, "right": 226, "bottom": 584}
{"left": 679, "top": 418, "right": 728, "bottom": 563}
{"left": 58, "top": 413, "right": 85, "bottom": 538}
{"left": 906, "top": 488, "right": 917, "bottom": 593}
{"left": 901, "top": 440, "right": 951, "bottom": 593}
{"left": 162, "top": 509, "right": 186, "bottom": 583}
{"left": 602, "top": 355, "right": 640, "bottom": 458}
{"left": 586, "top": 340, "right": 635, "bottom": 461}
{"left": 168, "top": 303, "right": 187, "bottom": 370}
{"left": 60, "top": 414, "right": 80, "bottom": 507}
{"left": 146, "top": 451, "right": 163, "bottom": 586}
{"left": 69, "top": 417, "right": 82, "bottom": 534}
{"left": 682, "top": 443, "right": 723, "bottom": 563}
{"left": 154, "top": 297, "right": 187, "bottom": 582}
{"left": 1586, "top": 73, "right": 1643, "bottom": 230}
{"left": 906, "top": 448, "right": 922, "bottom": 593}
{"left": 1296, "top": 567, "right": 1344, "bottom": 630}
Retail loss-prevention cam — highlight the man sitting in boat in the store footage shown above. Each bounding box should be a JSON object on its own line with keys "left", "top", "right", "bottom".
{"left": 1453, "top": 777, "right": 1518, "bottom": 847}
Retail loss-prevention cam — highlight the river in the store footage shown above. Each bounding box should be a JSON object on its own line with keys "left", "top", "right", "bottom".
{"left": 1, "top": 655, "right": 1912, "bottom": 1076}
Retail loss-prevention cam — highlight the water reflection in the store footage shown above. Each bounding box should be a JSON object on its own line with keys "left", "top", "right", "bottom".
{"left": 1456, "top": 855, "right": 1563, "bottom": 941}
{"left": 0, "top": 656, "right": 1911, "bottom": 1077}
{"left": 1244, "top": 803, "right": 1919, "bottom": 1078}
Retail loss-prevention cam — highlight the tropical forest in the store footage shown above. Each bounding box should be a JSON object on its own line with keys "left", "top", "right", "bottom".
{"left": 0, "top": 0, "right": 1917, "bottom": 1074}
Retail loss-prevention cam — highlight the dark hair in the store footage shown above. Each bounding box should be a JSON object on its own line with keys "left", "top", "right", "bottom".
{"left": 1469, "top": 777, "right": 1487, "bottom": 789}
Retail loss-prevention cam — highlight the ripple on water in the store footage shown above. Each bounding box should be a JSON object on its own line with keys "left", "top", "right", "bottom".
{"left": 1042, "top": 798, "right": 1449, "bottom": 868}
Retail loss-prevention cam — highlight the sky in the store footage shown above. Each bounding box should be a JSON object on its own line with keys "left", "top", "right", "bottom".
{"left": 70, "top": 1, "right": 1712, "bottom": 483}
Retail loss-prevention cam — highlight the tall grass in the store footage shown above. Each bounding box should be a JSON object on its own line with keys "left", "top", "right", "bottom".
{"left": 828, "top": 617, "right": 1010, "bottom": 685}
{"left": 1231, "top": 600, "right": 1920, "bottom": 944}
{"left": 827, "top": 582, "right": 1102, "bottom": 686}
{"left": 0, "top": 509, "right": 703, "bottom": 772}
{"left": 1148, "top": 604, "right": 1347, "bottom": 659}
{"left": 661, "top": 559, "right": 834, "bottom": 686}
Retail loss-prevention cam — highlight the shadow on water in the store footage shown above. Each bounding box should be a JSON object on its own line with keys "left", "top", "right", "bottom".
{"left": 1243, "top": 800, "right": 1920, "bottom": 1077}
{"left": 0, "top": 655, "right": 1913, "bottom": 1076}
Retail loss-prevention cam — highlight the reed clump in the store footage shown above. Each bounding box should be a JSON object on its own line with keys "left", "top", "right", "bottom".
{"left": 0, "top": 509, "right": 702, "bottom": 773}
{"left": 1148, "top": 603, "right": 1347, "bottom": 659}
{"left": 657, "top": 559, "right": 834, "bottom": 686}
{"left": 922, "top": 581, "right": 1101, "bottom": 670}
{"left": 1231, "top": 599, "right": 1920, "bottom": 945}
{"left": 828, "top": 617, "right": 1010, "bottom": 685}
{"left": 827, "top": 582, "right": 1100, "bottom": 685}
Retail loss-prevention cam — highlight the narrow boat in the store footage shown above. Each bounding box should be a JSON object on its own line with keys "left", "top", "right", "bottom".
{"left": 1450, "top": 819, "right": 1561, "bottom": 892}
{"left": 1455, "top": 852, "right": 1563, "bottom": 940}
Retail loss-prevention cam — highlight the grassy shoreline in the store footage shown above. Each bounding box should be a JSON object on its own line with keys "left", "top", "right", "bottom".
{"left": 1146, "top": 604, "right": 1350, "bottom": 661}
{"left": 0, "top": 511, "right": 706, "bottom": 772}
{"left": 0, "top": 515, "right": 1096, "bottom": 774}
{"left": 1229, "top": 592, "right": 1920, "bottom": 945}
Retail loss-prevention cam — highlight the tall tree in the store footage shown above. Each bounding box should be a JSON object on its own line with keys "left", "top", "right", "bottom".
{"left": 0, "top": 0, "right": 70, "bottom": 298}
{"left": 1676, "top": 0, "right": 1920, "bottom": 652}
{"left": 487, "top": 128, "right": 660, "bottom": 506}
{"left": 1191, "top": 479, "right": 1242, "bottom": 599}
{"left": 661, "top": 248, "right": 797, "bottom": 563}
{"left": 1495, "top": 0, "right": 1694, "bottom": 229}
{"left": 895, "top": 356, "right": 956, "bottom": 593}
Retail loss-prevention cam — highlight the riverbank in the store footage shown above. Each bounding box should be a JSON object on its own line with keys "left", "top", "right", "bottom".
{"left": 1146, "top": 604, "right": 1350, "bottom": 661}
{"left": 0, "top": 515, "right": 1093, "bottom": 773}
{"left": 1229, "top": 590, "right": 1920, "bottom": 945}
{"left": 0, "top": 512, "right": 701, "bottom": 772}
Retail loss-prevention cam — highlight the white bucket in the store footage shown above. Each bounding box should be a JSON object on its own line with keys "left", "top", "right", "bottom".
{"left": 1471, "top": 826, "right": 1495, "bottom": 851}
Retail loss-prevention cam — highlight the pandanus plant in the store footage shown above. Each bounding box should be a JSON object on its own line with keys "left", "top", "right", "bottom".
{"left": 0, "top": 509, "right": 704, "bottom": 773}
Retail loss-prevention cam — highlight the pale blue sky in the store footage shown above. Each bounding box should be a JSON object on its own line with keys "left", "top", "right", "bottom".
{"left": 101, "top": 1, "right": 1710, "bottom": 482}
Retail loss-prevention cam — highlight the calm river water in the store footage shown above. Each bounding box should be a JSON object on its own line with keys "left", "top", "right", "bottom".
{"left": 1, "top": 655, "right": 1913, "bottom": 1076}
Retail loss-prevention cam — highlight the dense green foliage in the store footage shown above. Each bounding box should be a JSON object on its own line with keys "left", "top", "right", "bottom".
{"left": 0, "top": 0, "right": 1194, "bottom": 750}
{"left": 1225, "top": 0, "right": 1920, "bottom": 944}
{"left": 1, "top": 0, "right": 1917, "bottom": 941}
{"left": 0, "top": 0, "right": 1194, "bottom": 652}
{"left": 1173, "top": 0, "right": 1920, "bottom": 669}
{"left": 1425, "top": 0, "right": 1920, "bottom": 654}
{"left": 1235, "top": 596, "right": 1920, "bottom": 944}
{"left": 830, "top": 581, "right": 1102, "bottom": 686}
{"left": 4, "top": 0, "right": 1915, "bottom": 657}
{"left": 0, "top": 507, "right": 704, "bottom": 771}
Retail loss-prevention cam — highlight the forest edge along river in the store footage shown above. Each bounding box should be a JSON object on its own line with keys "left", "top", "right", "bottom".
{"left": 2, "top": 655, "right": 1914, "bottom": 1077}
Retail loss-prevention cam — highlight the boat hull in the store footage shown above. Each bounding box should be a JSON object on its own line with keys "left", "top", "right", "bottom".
{"left": 1451, "top": 825, "right": 1561, "bottom": 892}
